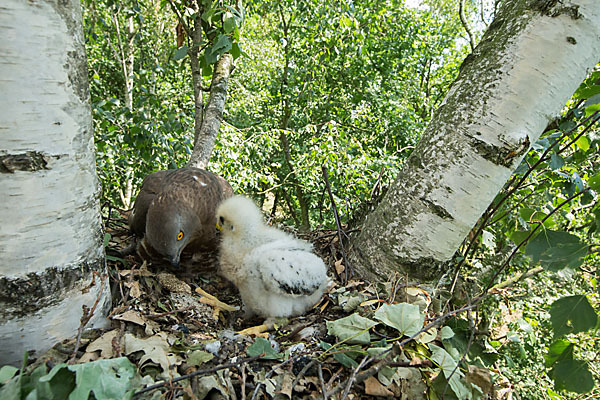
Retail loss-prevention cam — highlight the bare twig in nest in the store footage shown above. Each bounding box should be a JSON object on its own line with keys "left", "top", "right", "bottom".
{"left": 318, "top": 363, "right": 327, "bottom": 400}
{"left": 146, "top": 306, "right": 195, "bottom": 319}
{"left": 134, "top": 354, "right": 263, "bottom": 397}
{"left": 322, "top": 165, "right": 352, "bottom": 284}
{"left": 291, "top": 358, "right": 317, "bottom": 393}
{"left": 251, "top": 356, "right": 300, "bottom": 400}
{"left": 69, "top": 273, "right": 107, "bottom": 363}
{"left": 340, "top": 355, "right": 371, "bottom": 400}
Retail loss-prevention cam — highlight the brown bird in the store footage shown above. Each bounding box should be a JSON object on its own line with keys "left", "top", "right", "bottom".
{"left": 129, "top": 168, "right": 233, "bottom": 266}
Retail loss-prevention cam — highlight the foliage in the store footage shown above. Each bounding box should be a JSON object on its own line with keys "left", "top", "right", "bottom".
{"left": 455, "top": 69, "right": 600, "bottom": 397}
{"left": 0, "top": 358, "right": 141, "bottom": 400}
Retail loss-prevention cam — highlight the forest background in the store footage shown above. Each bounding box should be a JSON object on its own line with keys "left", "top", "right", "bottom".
{"left": 82, "top": 0, "right": 599, "bottom": 398}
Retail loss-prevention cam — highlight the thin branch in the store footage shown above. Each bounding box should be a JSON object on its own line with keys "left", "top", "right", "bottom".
{"left": 340, "top": 355, "right": 371, "bottom": 400}
{"left": 477, "top": 187, "right": 591, "bottom": 298}
{"left": 250, "top": 356, "right": 300, "bottom": 400}
{"left": 69, "top": 274, "right": 107, "bottom": 363}
{"left": 322, "top": 165, "right": 352, "bottom": 284}
{"left": 459, "top": 0, "right": 476, "bottom": 52}
{"left": 133, "top": 354, "right": 263, "bottom": 397}
{"left": 318, "top": 363, "right": 327, "bottom": 400}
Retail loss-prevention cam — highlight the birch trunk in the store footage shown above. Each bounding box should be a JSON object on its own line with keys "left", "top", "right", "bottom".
{"left": 350, "top": 0, "right": 600, "bottom": 281}
{"left": 188, "top": 53, "right": 233, "bottom": 169}
{"left": 0, "top": 0, "right": 110, "bottom": 365}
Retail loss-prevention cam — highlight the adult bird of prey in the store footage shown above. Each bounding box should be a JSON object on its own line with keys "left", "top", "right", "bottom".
{"left": 216, "top": 195, "right": 329, "bottom": 320}
{"left": 129, "top": 168, "right": 233, "bottom": 266}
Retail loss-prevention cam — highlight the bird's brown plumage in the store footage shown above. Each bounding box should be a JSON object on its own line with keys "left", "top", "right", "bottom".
{"left": 129, "top": 168, "right": 233, "bottom": 266}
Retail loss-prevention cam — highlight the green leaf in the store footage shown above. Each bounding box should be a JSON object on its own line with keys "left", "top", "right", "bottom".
{"left": 429, "top": 343, "right": 460, "bottom": 378}
{"left": 103, "top": 233, "right": 111, "bottom": 247}
{"left": 550, "top": 295, "right": 597, "bottom": 338}
{"left": 588, "top": 171, "right": 600, "bottom": 191}
{"left": 551, "top": 359, "right": 595, "bottom": 393}
{"left": 231, "top": 42, "right": 242, "bottom": 59}
{"left": 223, "top": 11, "right": 235, "bottom": 33}
{"left": 374, "top": 303, "right": 424, "bottom": 337}
{"left": 41, "top": 357, "right": 138, "bottom": 400}
{"left": 246, "top": 337, "right": 282, "bottom": 360}
{"left": 320, "top": 342, "right": 359, "bottom": 368}
{"left": 525, "top": 230, "right": 588, "bottom": 271}
{"left": 574, "top": 85, "right": 600, "bottom": 99}
{"left": 544, "top": 339, "right": 574, "bottom": 368}
{"left": 173, "top": 45, "right": 188, "bottom": 60}
{"left": 549, "top": 153, "right": 564, "bottom": 170}
{"left": 187, "top": 350, "right": 214, "bottom": 366}
{"left": 0, "top": 365, "right": 18, "bottom": 383}
{"left": 441, "top": 326, "right": 455, "bottom": 340}
{"left": 509, "top": 230, "right": 534, "bottom": 248}
{"left": 326, "top": 313, "right": 377, "bottom": 344}
{"left": 574, "top": 135, "right": 590, "bottom": 152}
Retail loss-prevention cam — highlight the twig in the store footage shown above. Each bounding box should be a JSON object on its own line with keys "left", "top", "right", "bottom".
{"left": 291, "top": 358, "right": 316, "bottom": 393}
{"left": 69, "top": 273, "right": 107, "bottom": 363}
{"left": 251, "top": 356, "right": 300, "bottom": 400}
{"left": 491, "top": 266, "right": 544, "bottom": 290}
{"left": 318, "top": 363, "right": 327, "bottom": 400}
{"left": 146, "top": 306, "right": 195, "bottom": 319}
{"left": 240, "top": 363, "right": 247, "bottom": 400}
{"left": 134, "top": 355, "right": 263, "bottom": 397}
{"left": 340, "top": 355, "right": 371, "bottom": 400}
{"left": 322, "top": 165, "right": 352, "bottom": 284}
{"left": 477, "top": 187, "right": 590, "bottom": 298}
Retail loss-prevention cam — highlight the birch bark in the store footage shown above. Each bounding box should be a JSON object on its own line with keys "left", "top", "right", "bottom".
{"left": 0, "top": 0, "right": 110, "bottom": 365}
{"left": 350, "top": 0, "right": 600, "bottom": 281}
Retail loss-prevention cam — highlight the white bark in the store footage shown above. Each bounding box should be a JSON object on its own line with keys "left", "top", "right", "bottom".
{"left": 351, "top": 0, "right": 600, "bottom": 281}
{"left": 0, "top": 0, "right": 110, "bottom": 365}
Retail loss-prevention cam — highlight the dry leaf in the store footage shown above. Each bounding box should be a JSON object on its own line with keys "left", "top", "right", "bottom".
{"left": 124, "top": 280, "right": 141, "bottom": 298}
{"left": 334, "top": 259, "right": 345, "bottom": 275}
{"left": 84, "top": 330, "right": 119, "bottom": 359}
{"left": 276, "top": 372, "right": 294, "bottom": 399}
{"left": 176, "top": 23, "right": 186, "bottom": 48}
{"left": 364, "top": 376, "right": 394, "bottom": 397}
{"left": 113, "top": 310, "right": 146, "bottom": 326}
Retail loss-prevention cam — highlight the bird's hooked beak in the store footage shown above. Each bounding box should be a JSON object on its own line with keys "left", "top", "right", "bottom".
{"left": 216, "top": 222, "right": 223, "bottom": 232}
{"left": 170, "top": 252, "right": 181, "bottom": 268}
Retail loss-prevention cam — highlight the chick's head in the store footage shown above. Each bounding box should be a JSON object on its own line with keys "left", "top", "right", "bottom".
{"left": 216, "top": 196, "right": 264, "bottom": 237}
{"left": 146, "top": 201, "right": 199, "bottom": 267}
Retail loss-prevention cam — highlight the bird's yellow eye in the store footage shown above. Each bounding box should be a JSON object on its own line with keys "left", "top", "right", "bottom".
{"left": 177, "top": 231, "right": 184, "bottom": 241}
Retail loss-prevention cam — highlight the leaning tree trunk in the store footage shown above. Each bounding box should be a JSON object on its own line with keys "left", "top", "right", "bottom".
{"left": 0, "top": 0, "right": 110, "bottom": 365}
{"left": 350, "top": 0, "right": 600, "bottom": 282}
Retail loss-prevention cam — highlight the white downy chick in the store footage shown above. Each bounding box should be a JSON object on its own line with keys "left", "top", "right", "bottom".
{"left": 216, "top": 195, "right": 329, "bottom": 318}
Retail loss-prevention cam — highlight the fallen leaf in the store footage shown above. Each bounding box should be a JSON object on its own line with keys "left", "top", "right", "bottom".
{"left": 113, "top": 310, "right": 146, "bottom": 326}
{"left": 84, "top": 330, "right": 119, "bottom": 359}
{"left": 335, "top": 259, "right": 345, "bottom": 275}
{"left": 124, "top": 332, "right": 180, "bottom": 378}
{"left": 187, "top": 350, "right": 214, "bottom": 367}
{"left": 364, "top": 376, "right": 394, "bottom": 397}
{"left": 124, "top": 281, "right": 141, "bottom": 298}
{"left": 276, "top": 372, "right": 294, "bottom": 399}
